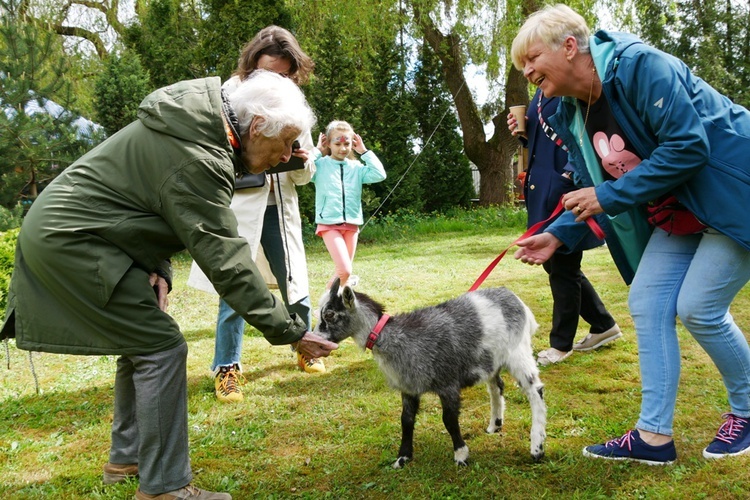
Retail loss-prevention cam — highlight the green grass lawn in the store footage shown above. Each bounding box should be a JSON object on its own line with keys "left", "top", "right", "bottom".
{"left": 1, "top": 214, "right": 749, "bottom": 499}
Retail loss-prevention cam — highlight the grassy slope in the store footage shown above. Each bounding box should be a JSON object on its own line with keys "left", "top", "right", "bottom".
{"left": 1, "top": 218, "right": 748, "bottom": 499}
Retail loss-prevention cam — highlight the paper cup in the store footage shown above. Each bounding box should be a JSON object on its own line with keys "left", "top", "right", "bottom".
{"left": 510, "top": 105, "right": 527, "bottom": 133}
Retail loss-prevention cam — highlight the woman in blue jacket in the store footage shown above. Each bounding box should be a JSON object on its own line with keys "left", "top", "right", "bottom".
{"left": 312, "top": 121, "right": 386, "bottom": 289}
{"left": 511, "top": 4, "right": 750, "bottom": 464}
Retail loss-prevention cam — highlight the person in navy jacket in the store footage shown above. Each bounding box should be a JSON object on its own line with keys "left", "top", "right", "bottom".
{"left": 509, "top": 88, "right": 620, "bottom": 366}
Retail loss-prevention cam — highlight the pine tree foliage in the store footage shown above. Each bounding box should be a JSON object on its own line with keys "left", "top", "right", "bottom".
{"left": 359, "top": 38, "right": 421, "bottom": 215}
{"left": 94, "top": 50, "right": 151, "bottom": 136}
{"left": 123, "top": 0, "right": 203, "bottom": 88}
{"left": 0, "top": 0, "right": 94, "bottom": 209}
{"left": 413, "top": 41, "right": 475, "bottom": 212}
{"left": 198, "top": 0, "right": 295, "bottom": 81}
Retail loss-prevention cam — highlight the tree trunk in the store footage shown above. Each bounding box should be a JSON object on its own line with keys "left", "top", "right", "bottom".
{"left": 415, "top": 7, "right": 524, "bottom": 206}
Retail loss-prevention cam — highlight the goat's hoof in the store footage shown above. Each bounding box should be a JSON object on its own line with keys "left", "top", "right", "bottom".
{"left": 453, "top": 445, "right": 469, "bottom": 466}
{"left": 485, "top": 418, "right": 503, "bottom": 434}
{"left": 392, "top": 456, "right": 410, "bottom": 469}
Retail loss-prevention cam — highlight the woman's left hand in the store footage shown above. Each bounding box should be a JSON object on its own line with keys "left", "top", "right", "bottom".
{"left": 562, "top": 187, "right": 603, "bottom": 222}
{"left": 292, "top": 146, "right": 310, "bottom": 162}
{"left": 149, "top": 273, "right": 169, "bottom": 312}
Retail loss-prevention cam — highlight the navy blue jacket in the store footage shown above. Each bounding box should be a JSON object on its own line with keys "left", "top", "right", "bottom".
{"left": 522, "top": 90, "right": 601, "bottom": 251}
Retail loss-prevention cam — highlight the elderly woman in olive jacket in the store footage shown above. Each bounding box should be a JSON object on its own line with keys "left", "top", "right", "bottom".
{"left": 1, "top": 72, "right": 337, "bottom": 498}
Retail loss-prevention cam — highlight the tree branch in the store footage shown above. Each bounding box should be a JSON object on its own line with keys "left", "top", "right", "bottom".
{"left": 53, "top": 25, "right": 108, "bottom": 58}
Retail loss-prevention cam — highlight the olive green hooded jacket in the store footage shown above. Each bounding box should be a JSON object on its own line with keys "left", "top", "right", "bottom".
{"left": 1, "top": 77, "right": 307, "bottom": 355}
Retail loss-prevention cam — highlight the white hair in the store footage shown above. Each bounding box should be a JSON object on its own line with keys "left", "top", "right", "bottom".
{"left": 227, "top": 70, "right": 315, "bottom": 137}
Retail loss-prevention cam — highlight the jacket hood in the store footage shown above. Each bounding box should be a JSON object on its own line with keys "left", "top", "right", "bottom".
{"left": 137, "top": 77, "right": 229, "bottom": 154}
{"left": 590, "top": 30, "right": 644, "bottom": 71}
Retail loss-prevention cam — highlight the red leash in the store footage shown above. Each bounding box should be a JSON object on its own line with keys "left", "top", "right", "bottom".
{"left": 468, "top": 198, "right": 605, "bottom": 292}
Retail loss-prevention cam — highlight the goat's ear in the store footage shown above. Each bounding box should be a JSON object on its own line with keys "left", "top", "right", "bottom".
{"left": 342, "top": 286, "right": 356, "bottom": 310}
{"left": 330, "top": 277, "right": 341, "bottom": 297}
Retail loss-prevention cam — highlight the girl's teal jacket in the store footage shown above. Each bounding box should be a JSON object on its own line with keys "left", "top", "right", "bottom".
{"left": 1, "top": 77, "right": 307, "bottom": 355}
{"left": 546, "top": 30, "right": 750, "bottom": 284}
{"left": 311, "top": 150, "right": 386, "bottom": 225}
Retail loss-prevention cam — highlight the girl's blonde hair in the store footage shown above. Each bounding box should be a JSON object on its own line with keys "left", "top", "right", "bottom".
{"left": 511, "top": 4, "right": 590, "bottom": 70}
{"left": 325, "top": 120, "right": 354, "bottom": 141}
{"left": 325, "top": 121, "right": 356, "bottom": 159}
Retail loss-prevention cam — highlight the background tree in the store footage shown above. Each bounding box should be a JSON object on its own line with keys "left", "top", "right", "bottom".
{"left": 295, "top": 5, "right": 422, "bottom": 221}
{"left": 94, "top": 49, "right": 151, "bottom": 136}
{"left": 24, "top": 0, "right": 750, "bottom": 213}
{"left": 198, "top": 0, "right": 295, "bottom": 80}
{"left": 0, "top": 0, "right": 94, "bottom": 209}
{"left": 412, "top": 41, "right": 475, "bottom": 212}
{"left": 359, "top": 36, "right": 421, "bottom": 215}
{"left": 123, "top": 0, "right": 203, "bottom": 88}
{"left": 621, "top": 0, "right": 750, "bottom": 108}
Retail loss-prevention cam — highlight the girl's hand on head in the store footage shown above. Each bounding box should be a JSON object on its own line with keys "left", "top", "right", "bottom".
{"left": 353, "top": 133, "right": 367, "bottom": 154}
{"left": 317, "top": 133, "right": 330, "bottom": 155}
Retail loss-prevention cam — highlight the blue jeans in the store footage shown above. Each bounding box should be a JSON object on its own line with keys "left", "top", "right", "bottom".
{"left": 212, "top": 204, "right": 312, "bottom": 371}
{"left": 629, "top": 228, "right": 750, "bottom": 436}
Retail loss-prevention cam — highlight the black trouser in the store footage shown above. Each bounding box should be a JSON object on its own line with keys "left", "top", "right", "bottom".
{"left": 542, "top": 250, "right": 616, "bottom": 351}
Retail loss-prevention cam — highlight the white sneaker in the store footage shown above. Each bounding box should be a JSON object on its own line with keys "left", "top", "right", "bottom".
{"left": 537, "top": 348, "right": 572, "bottom": 366}
{"left": 573, "top": 325, "right": 622, "bottom": 352}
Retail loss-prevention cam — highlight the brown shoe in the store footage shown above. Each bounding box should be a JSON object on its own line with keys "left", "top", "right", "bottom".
{"left": 134, "top": 484, "right": 231, "bottom": 499}
{"left": 102, "top": 461, "right": 138, "bottom": 484}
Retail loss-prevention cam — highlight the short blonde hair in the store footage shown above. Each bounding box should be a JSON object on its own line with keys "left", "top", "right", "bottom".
{"left": 511, "top": 4, "right": 590, "bottom": 70}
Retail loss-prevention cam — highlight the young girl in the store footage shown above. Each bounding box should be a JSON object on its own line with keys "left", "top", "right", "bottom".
{"left": 312, "top": 121, "right": 386, "bottom": 289}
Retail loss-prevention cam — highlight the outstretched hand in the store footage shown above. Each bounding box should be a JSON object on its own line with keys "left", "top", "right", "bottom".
{"left": 513, "top": 233, "right": 563, "bottom": 266}
{"left": 294, "top": 331, "right": 338, "bottom": 358}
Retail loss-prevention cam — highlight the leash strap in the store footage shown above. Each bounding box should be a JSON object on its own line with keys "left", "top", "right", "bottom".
{"left": 468, "top": 198, "right": 605, "bottom": 292}
{"left": 366, "top": 313, "right": 391, "bottom": 350}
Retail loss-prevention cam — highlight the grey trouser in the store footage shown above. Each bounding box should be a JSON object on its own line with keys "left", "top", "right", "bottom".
{"left": 109, "top": 342, "right": 192, "bottom": 494}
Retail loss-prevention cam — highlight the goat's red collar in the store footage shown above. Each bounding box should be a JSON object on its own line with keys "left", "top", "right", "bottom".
{"left": 366, "top": 314, "right": 390, "bottom": 350}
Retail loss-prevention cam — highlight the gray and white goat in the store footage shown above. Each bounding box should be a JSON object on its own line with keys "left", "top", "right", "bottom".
{"left": 314, "top": 278, "right": 546, "bottom": 468}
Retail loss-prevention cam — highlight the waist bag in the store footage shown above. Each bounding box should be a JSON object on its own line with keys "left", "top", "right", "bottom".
{"left": 646, "top": 195, "right": 707, "bottom": 235}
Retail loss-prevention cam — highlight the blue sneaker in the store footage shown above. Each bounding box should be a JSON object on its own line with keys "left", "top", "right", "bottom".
{"left": 703, "top": 413, "right": 750, "bottom": 459}
{"left": 583, "top": 429, "right": 677, "bottom": 465}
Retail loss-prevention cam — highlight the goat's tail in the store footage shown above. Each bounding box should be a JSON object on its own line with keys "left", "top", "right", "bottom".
{"left": 523, "top": 304, "right": 540, "bottom": 338}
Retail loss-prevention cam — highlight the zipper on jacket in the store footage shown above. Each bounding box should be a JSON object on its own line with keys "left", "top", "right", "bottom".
{"left": 339, "top": 164, "right": 346, "bottom": 222}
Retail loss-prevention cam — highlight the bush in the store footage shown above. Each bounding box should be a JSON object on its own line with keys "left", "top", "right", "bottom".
{"left": 0, "top": 203, "right": 23, "bottom": 231}
{"left": 0, "top": 228, "right": 19, "bottom": 313}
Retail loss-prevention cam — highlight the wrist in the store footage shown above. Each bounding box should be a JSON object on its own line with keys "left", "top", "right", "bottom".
{"left": 359, "top": 149, "right": 369, "bottom": 155}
